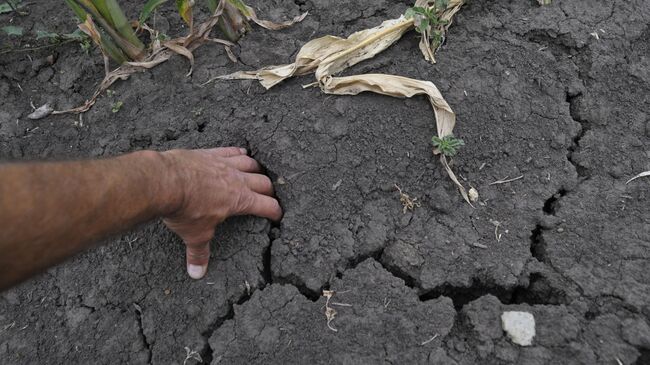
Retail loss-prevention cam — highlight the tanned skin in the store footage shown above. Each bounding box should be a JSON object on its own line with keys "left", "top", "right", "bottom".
{"left": 0, "top": 147, "right": 282, "bottom": 291}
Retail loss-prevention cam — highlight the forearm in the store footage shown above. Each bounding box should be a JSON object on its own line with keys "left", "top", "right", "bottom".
{"left": 0, "top": 151, "right": 180, "bottom": 290}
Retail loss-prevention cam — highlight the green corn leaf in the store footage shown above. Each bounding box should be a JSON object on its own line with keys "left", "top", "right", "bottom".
{"left": 2, "top": 25, "right": 23, "bottom": 36}
{"left": 206, "top": 0, "right": 218, "bottom": 14}
{"left": 89, "top": 0, "right": 115, "bottom": 27}
{"left": 104, "top": 0, "right": 144, "bottom": 50}
{"left": 65, "top": 0, "right": 89, "bottom": 20}
{"left": 139, "top": 0, "right": 168, "bottom": 25}
{"left": 175, "top": 0, "right": 193, "bottom": 25}
{"left": 74, "top": 0, "right": 145, "bottom": 60}
{"left": 66, "top": 0, "right": 140, "bottom": 62}
{"left": 78, "top": 15, "right": 129, "bottom": 63}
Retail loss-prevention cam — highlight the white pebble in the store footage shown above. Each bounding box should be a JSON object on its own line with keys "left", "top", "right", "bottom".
{"left": 501, "top": 311, "right": 535, "bottom": 346}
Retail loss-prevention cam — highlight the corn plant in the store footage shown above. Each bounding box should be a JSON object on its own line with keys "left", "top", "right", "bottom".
{"left": 65, "top": 0, "right": 304, "bottom": 65}
{"left": 56, "top": 0, "right": 306, "bottom": 115}
{"left": 65, "top": 0, "right": 147, "bottom": 64}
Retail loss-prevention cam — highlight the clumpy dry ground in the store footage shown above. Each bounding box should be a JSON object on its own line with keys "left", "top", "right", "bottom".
{"left": 1, "top": 0, "right": 649, "bottom": 364}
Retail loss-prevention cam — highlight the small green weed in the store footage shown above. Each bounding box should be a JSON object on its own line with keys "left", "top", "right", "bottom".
{"left": 1, "top": 25, "right": 23, "bottom": 36}
{"left": 111, "top": 100, "right": 123, "bottom": 113}
{"left": 36, "top": 29, "right": 92, "bottom": 53}
{"left": 432, "top": 134, "right": 464, "bottom": 157}
{"left": 405, "top": 0, "right": 450, "bottom": 49}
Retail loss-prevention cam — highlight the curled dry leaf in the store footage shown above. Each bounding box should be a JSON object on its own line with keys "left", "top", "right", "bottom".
{"left": 216, "top": 17, "right": 414, "bottom": 88}
{"left": 317, "top": 74, "right": 455, "bottom": 138}
{"left": 217, "top": 1, "right": 471, "bottom": 204}
{"left": 238, "top": 3, "right": 308, "bottom": 31}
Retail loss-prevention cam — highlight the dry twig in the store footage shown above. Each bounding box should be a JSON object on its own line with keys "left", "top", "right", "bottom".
{"left": 183, "top": 347, "right": 202, "bottom": 365}
{"left": 489, "top": 175, "right": 524, "bottom": 185}
{"left": 394, "top": 184, "right": 421, "bottom": 213}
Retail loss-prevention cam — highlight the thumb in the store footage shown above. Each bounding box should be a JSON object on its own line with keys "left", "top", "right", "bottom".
{"left": 185, "top": 240, "right": 211, "bottom": 279}
{"left": 163, "top": 218, "right": 215, "bottom": 280}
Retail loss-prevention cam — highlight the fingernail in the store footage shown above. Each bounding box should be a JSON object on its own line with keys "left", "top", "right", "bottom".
{"left": 239, "top": 148, "right": 247, "bottom": 155}
{"left": 187, "top": 264, "right": 206, "bottom": 279}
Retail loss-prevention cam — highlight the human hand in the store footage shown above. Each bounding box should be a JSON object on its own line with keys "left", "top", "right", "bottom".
{"left": 160, "top": 147, "right": 282, "bottom": 279}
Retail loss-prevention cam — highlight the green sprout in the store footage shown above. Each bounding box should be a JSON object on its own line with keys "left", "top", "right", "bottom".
{"left": 405, "top": 0, "right": 450, "bottom": 49}
{"left": 111, "top": 100, "right": 123, "bottom": 113}
{"left": 405, "top": 0, "right": 449, "bottom": 33}
{"left": 432, "top": 134, "right": 465, "bottom": 157}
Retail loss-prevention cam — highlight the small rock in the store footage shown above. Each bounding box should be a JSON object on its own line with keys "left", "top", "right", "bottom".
{"left": 468, "top": 187, "right": 479, "bottom": 202}
{"left": 501, "top": 311, "right": 535, "bottom": 346}
{"left": 331, "top": 179, "right": 342, "bottom": 191}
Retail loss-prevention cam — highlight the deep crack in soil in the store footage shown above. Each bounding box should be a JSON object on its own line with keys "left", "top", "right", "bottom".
{"left": 1, "top": 0, "right": 649, "bottom": 364}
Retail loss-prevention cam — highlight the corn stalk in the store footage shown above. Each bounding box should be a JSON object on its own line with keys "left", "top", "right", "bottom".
{"left": 55, "top": 0, "right": 306, "bottom": 115}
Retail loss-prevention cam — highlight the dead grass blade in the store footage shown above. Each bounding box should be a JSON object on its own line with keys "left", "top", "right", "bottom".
{"left": 215, "top": 17, "right": 414, "bottom": 88}
{"left": 626, "top": 171, "right": 650, "bottom": 184}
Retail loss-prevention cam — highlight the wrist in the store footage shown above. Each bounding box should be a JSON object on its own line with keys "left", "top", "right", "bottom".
{"left": 136, "top": 150, "right": 185, "bottom": 217}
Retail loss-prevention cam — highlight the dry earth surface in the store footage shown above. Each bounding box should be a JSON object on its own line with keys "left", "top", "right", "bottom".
{"left": 1, "top": 0, "right": 649, "bottom": 364}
